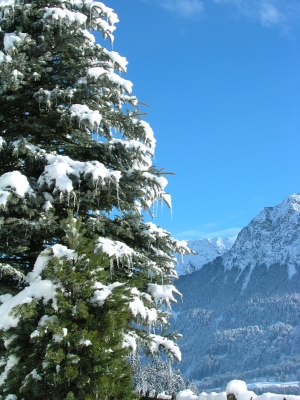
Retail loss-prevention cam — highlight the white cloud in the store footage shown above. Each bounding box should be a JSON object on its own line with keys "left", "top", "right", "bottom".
{"left": 161, "top": 0, "right": 204, "bottom": 18}
{"left": 259, "top": 3, "right": 282, "bottom": 26}
{"left": 213, "top": 0, "right": 298, "bottom": 32}
{"left": 141, "top": 0, "right": 299, "bottom": 29}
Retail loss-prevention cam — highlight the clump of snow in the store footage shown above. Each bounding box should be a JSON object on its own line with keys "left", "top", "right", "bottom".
{"left": 81, "top": 28, "right": 95, "bottom": 43}
{"left": 129, "top": 288, "right": 158, "bottom": 323}
{"left": 0, "top": 51, "right": 12, "bottom": 63}
{"left": 38, "top": 154, "right": 121, "bottom": 194}
{"left": 157, "top": 393, "right": 172, "bottom": 399}
{"left": 90, "top": 281, "right": 124, "bottom": 306}
{"left": 4, "top": 32, "right": 26, "bottom": 51}
{"left": 0, "top": 137, "right": 6, "bottom": 149}
{"left": 149, "top": 334, "right": 181, "bottom": 361}
{"left": 176, "top": 389, "right": 198, "bottom": 400}
{"left": 95, "top": 237, "right": 136, "bottom": 267}
{"left": 27, "top": 369, "right": 42, "bottom": 381}
{"left": 27, "top": 244, "right": 75, "bottom": 283}
{"left": 87, "top": 66, "right": 133, "bottom": 93}
{"left": 0, "top": 171, "right": 34, "bottom": 207}
{"left": 147, "top": 284, "right": 181, "bottom": 309}
{"left": 5, "top": 395, "right": 18, "bottom": 400}
{"left": 0, "top": 294, "right": 12, "bottom": 305}
{"left": 0, "top": 263, "right": 25, "bottom": 282}
{"left": 142, "top": 222, "right": 169, "bottom": 240}
{"left": 123, "top": 331, "right": 138, "bottom": 352}
{"left": 226, "top": 380, "right": 248, "bottom": 396}
{"left": 38, "top": 315, "right": 56, "bottom": 327}
{"left": 67, "top": 354, "right": 80, "bottom": 364}
{"left": 43, "top": 7, "right": 87, "bottom": 26}
{"left": 69, "top": 104, "right": 101, "bottom": 129}
{"left": 0, "top": 280, "right": 58, "bottom": 330}
{"left": 0, "top": 355, "right": 19, "bottom": 387}
{"left": 30, "top": 330, "right": 39, "bottom": 339}
{"left": 0, "top": 244, "right": 79, "bottom": 331}
{"left": 79, "top": 339, "right": 92, "bottom": 346}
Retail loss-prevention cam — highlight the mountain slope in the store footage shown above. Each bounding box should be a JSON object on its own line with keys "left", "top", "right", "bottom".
{"left": 176, "top": 237, "right": 235, "bottom": 276}
{"left": 173, "top": 194, "right": 300, "bottom": 388}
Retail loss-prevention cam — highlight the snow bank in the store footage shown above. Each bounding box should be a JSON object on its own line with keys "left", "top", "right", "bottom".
{"left": 176, "top": 380, "right": 300, "bottom": 400}
{"left": 177, "top": 390, "right": 198, "bottom": 400}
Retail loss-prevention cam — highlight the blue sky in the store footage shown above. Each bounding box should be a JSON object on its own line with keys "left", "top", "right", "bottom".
{"left": 96, "top": 0, "right": 300, "bottom": 240}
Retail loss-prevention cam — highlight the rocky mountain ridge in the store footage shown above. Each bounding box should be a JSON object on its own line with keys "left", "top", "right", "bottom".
{"left": 176, "top": 237, "right": 235, "bottom": 276}
{"left": 172, "top": 194, "right": 300, "bottom": 389}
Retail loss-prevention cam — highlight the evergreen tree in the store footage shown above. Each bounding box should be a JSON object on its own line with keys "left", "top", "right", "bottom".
{"left": 0, "top": 0, "right": 190, "bottom": 397}
{"left": 1, "top": 212, "right": 134, "bottom": 399}
{"left": 129, "top": 352, "right": 189, "bottom": 396}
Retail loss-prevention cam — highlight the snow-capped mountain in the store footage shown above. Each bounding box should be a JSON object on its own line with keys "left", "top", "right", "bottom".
{"left": 172, "top": 194, "right": 300, "bottom": 388}
{"left": 222, "top": 193, "right": 300, "bottom": 287}
{"left": 176, "top": 237, "right": 235, "bottom": 276}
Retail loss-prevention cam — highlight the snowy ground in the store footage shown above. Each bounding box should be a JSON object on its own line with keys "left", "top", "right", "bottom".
{"left": 247, "top": 381, "right": 299, "bottom": 389}
{"left": 176, "top": 380, "right": 300, "bottom": 400}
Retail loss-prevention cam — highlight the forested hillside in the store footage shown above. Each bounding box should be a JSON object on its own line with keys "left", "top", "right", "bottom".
{"left": 173, "top": 195, "right": 300, "bottom": 389}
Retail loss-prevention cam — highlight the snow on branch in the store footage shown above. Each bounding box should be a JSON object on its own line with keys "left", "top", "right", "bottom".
{"left": 0, "top": 244, "right": 77, "bottom": 331}
{"left": 172, "top": 239, "right": 192, "bottom": 256}
{"left": 103, "top": 48, "right": 128, "bottom": 73}
{"left": 109, "top": 138, "right": 154, "bottom": 158}
{"left": 129, "top": 288, "right": 159, "bottom": 324}
{"left": 69, "top": 104, "right": 102, "bottom": 129}
{"left": 0, "top": 171, "right": 35, "bottom": 208}
{"left": 95, "top": 237, "right": 136, "bottom": 267}
{"left": 0, "top": 355, "right": 19, "bottom": 388}
{"left": 149, "top": 333, "right": 181, "bottom": 362}
{"left": 0, "top": 263, "right": 25, "bottom": 282}
{"left": 123, "top": 330, "right": 139, "bottom": 352}
{"left": 147, "top": 284, "right": 182, "bottom": 310}
{"left": 86, "top": 66, "right": 133, "bottom": 94}
{"left": 0, "top": 280, "right": 58, "bottom": 330}
{"left": 132, "top": 119, "right": 156, "bottom": 150}
{"left": 37, "top": 154, "right": 121, "bottom": 194}
{"left": 12, "top": 139, "right": 46, "bottom": 157}
{"left": 3, "top": 32, "right": 26, "bottom": 52}
{"left": 43, "top": 7, "right": 87, "bottom": 27}
{"left": 142, "top": 222, "right": 170, "bottom": 241}
{"left": 89, "top": 281, "right": 124, "bottom": 306}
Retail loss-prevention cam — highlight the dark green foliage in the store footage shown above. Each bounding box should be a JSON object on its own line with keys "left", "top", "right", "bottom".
{"left": 0, "top": 0, "right": 189, "bottom": 397}
{"left": 1, "top": 213, "right": 136, "bottom": 399}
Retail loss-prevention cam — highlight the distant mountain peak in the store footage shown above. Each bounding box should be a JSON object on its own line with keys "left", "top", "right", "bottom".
{"left": 222, "top": 193, "right": 300, "bottom": 285}
{"left": 176, "top": 237, "right": 235, "bottom": 276}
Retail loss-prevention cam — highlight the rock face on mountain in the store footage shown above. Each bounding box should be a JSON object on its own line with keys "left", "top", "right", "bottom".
{"left": 173, "top": 194, "right": 300, "bottom": 389}
{"left": 176, "top": 238, "right": 235, "bottom": 276}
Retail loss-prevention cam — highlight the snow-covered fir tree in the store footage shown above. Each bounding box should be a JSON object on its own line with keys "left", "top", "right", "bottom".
{"left": 128, "top": 352, "right": 198, "bottom": 397}
{"left": 0, "top": 0, "right": 190, "bottom": 398}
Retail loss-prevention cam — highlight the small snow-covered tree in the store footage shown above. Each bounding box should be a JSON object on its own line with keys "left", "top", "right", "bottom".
{"left": 0, "top": 0, "right": 190, "bottom": 397}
